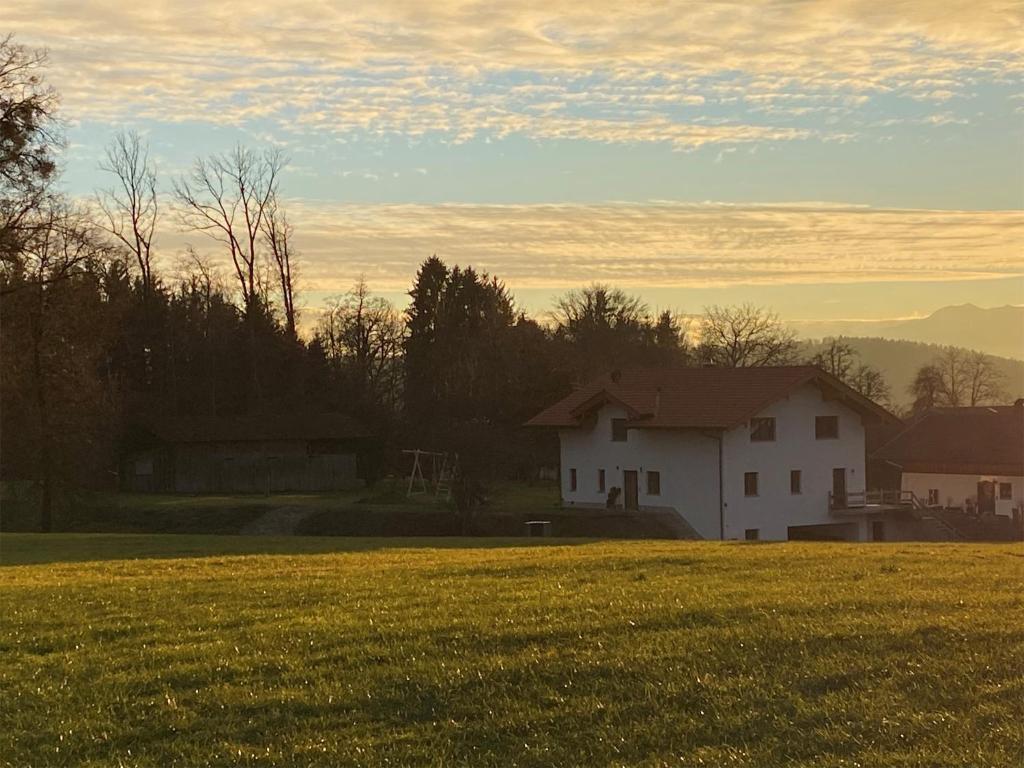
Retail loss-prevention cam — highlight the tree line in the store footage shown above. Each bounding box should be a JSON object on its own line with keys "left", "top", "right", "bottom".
{"left": 0, "top": 36, "right": 1006, "bottom": 520}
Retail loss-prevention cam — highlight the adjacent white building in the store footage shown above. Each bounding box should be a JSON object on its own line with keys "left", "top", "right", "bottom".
{"left": 527, "top": 366, "right": 905, "bottom": 541}
{"left": 874, "top": 403, "right": 1024, "bottom": 522}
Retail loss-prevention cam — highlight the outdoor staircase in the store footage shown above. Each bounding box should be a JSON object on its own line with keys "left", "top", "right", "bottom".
{"left": 923, "top": 508, "right": 1023, "bottom": 542}
{"left": 906, "top": 492, "right": 926, "bottom": 511}
{"left": 916, "top": 514, "right": 963, "bottom": 541}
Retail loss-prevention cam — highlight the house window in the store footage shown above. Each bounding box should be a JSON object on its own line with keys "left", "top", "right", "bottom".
{"left": 790, "top": 470, "right": 802, "bottom": 494}
{"left": 927, "top": 489, "right": 940, "bottom": 506}
{"left": 598, "top": 469, "right": 606, "bottom": 493}
{"left": 745, "top": 528, "right": 760, "bottom": 541}
{"left": 815, "top": 415, "right": 839, "bottom": 439}
{"left": 569, "top": 468, "right": 577, "bottom": 492}
{"left": 750, "top": 417, "right": 776, "bottom": 442}
{"left": 647, "top": 471, "right": 661, "bottom": 495}
{"left": 611, "top": 418, "right": 628, "bottom": 442}
{"left": 744, "top": 472, "right": 759, "bottom": 497}
{"left": 999, "top": 482, "right": 1012, "bottom": 500}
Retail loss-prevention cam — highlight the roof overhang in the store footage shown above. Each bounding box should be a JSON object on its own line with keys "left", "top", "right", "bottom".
{"left": 889, "top": 461, "right": 1024, "bottom": 476}
{"left": 568, "top": 389, "right": 647, "bottom": 422}
{"left": 807, "top": 373, "right": 901, "bottom": 426}
{"left": 525, "top": 365, "right": 901, "bottom": 430}
{"left": 718, "top": 370, "right": 900, "bottom": 430}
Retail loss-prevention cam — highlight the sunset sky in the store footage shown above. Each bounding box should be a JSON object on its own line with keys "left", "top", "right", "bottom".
{"left": 9, "top": 1, "right": 1023, "bottom": 327}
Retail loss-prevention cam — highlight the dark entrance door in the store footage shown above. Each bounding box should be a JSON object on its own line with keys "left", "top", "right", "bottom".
{"left": 871, "top": 520, "right": 886, "bottom": 541}
{"left": 624, "top": 470, "right": 639, "bottom": 510}
{"left": 977, "top": 481, "right": 995, "bottom": 515}
{"left": 832, "top": 468, "right": 847, "bottom": 509}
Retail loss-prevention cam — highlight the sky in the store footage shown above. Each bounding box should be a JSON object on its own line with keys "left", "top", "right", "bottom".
{"left": 7, "top": 1, "right": 1024, "bottom": 328}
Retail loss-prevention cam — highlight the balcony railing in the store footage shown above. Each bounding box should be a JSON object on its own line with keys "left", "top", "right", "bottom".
{"left": 829, "top": 489, "right": 922, "bottom": 513}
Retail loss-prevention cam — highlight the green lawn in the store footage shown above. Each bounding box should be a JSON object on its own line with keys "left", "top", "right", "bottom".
{"left": 0, "top": 479, "right": 563, "bottom": 536}
{"left": 2, "top": 535, "right": 1022, "bottom": 767}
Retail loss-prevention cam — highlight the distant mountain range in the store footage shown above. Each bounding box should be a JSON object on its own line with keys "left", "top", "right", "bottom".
{"left": 800, "top": 337, "right": 1024, "bottom": 409}
{"left": 791, "top": 304, "right": 1024, "bottom": 361}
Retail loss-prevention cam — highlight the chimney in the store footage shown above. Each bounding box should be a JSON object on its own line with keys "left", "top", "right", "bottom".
{"left": 610, "top": 369, "right": 622, "bottom": 383}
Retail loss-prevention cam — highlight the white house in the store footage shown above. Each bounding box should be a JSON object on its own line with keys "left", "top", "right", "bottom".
{"left": 526, "top": 366, "right": 908, "bottom": 541}
{"left": 874, "top": 403, "right": 1024, "bottom": 523}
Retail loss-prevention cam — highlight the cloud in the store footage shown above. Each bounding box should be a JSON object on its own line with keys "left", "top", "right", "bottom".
{"left": 155, "top": 201, "right": 1023, "bottom": 296}
{"left": 10, "top": 0, "right": 1022, "bottom": 147}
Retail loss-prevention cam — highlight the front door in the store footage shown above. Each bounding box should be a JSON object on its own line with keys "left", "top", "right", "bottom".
{"left": 832, "top": 468, "right": 847, "bottom": 509}
{"left": 977, "top": 481, "right": 995, "bottom": 515}
{"left": 624, "top": 470, "right": 639, "bottom": 510}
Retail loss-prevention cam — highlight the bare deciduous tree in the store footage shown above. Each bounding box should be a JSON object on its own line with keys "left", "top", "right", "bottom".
{"left": 908, "top": 348, "right": 1005, "bottom": 413}
{"left": 964, "top": 350, "right": 1005, "bottom": 406}
{"left": 96, "top": 130, "right": 157, "bottom": 296}
{"left": 909, "top": 363, "right": 944, "bottom": 414}
{"left": 262, "top": 194, "right": 297, "bottom": 336}
{"left": 317, "top": 278, "right": 404, "bottom": 411}
{"left": 933, "top": 347, "right": 970, "bottom": 407}
{"left": 0, "top": 35, "right": 59, "bottom": 264}
{"left": 849, "top": 363, "right": 891, "bottom": 406}
{"left": 173, "top": 146, "right": 284, "bottom": 312}
{"left": 698, "top": 304, "right": 798, "bottom": 367}
{"left": 805, "top": 338, "right": 891, "bottom": 407}
{"left": 553, "top": 284, "right": 649, "bottom": 338}
{"left": 809, "top": 337, "right": 857, "bottom": 381}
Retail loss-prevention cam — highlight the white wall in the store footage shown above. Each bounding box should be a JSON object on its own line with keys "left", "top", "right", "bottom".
{"left": 902, "top": 472, "right": 1023, "bottom": 517}
{"left": 557, "top": 383, "right": 870, "bottom": 541}
{"left": 559, "top": 405, "right": 722, "bottom": 538}
{"left": 720, "top": 383, "right": 867, "bottom": 541}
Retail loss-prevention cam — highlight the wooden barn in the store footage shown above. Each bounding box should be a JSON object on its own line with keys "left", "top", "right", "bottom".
{"left": 120, "top": 413, "right": 372, "bottom": 494}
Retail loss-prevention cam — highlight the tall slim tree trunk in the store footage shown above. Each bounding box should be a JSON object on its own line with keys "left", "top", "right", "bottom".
{"left": 246, "top": 301, "right": 262, "bottom": 411}
{"left": 30, "top": 286, "right": 53, "bottom": 532}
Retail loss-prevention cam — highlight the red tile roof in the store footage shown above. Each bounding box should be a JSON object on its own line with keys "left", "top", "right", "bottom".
{"left": 525, "top": 366, "right": 896, "bottom": 430}
{"left": 873, "top": 405, "right": 1024, "bottom": 475}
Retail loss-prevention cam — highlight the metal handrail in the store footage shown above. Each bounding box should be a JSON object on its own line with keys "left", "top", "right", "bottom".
{"left": 829, "top": 489, "right": 922, "bottom": 511}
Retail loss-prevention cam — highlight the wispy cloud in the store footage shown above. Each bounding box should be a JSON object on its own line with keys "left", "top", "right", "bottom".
{"left": 153, "top": 201, "right": 1023, "bottom": 294}
{"left": 11, "top": 1, "right": 1022, "bottom": 147}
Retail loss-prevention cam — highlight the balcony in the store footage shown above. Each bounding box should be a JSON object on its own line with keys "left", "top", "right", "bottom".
{"left": 829, "top": 489, "right": 922, "bottom": 516}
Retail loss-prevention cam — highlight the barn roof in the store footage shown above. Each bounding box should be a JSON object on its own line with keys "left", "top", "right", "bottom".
{"left": 525, "top": 365, "right": 897, "bottom": 430}
{"left": 141, "top": 412, "right": 372, "bottom": 444}
{"left": 873, "top": 404, "right": 1024, "bottom": 475}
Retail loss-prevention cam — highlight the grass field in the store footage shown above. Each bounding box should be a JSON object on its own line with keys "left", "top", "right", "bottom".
{"left": 0, "top": 479, "right": 563, "bottom": 536}
{"left": 2, "top": 535, "right": 1023, "bottom": 766}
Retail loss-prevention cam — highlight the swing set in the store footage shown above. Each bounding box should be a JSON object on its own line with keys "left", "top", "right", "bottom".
{"left": 402, "top": 449, "right": 460, "bottom": 499}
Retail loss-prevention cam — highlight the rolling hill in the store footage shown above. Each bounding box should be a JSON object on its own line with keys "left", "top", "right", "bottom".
{"left": 791, "top": 304, "right": 1024, "bottom": 361}
{"left": 877, "top": 304, "right": 1024, "bottom": 360}
{"left": 800, "top": 336, "right": 1024, "bottom": 409}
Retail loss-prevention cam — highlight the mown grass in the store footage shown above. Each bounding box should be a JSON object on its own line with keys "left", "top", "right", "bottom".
{"left": 0, "top": 479, "right": 563, "bottom": 536}
{"left": 2, "top": 535, "right": 1023, "bottom": 767}
{"left": 0, "top": 533, "right": 572, "bottom": 567}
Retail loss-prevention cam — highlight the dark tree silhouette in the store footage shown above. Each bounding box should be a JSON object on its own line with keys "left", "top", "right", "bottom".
{"left": 173, "top": 146, "right": 284, "bottom": 314}
{"left": 0, "top": 35, "right": 58, "bottom": 263}
{"left": 262, "top": 193, "right": 298, "bottom": 336}
{"left": 552, "top": 284, "right": 689, "bottom": 378}
{"left": 96, "top": 130, "right": 158, "bottom": 297}
{"left": 698, "top": 304, "right": 797, "bottom": 367}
